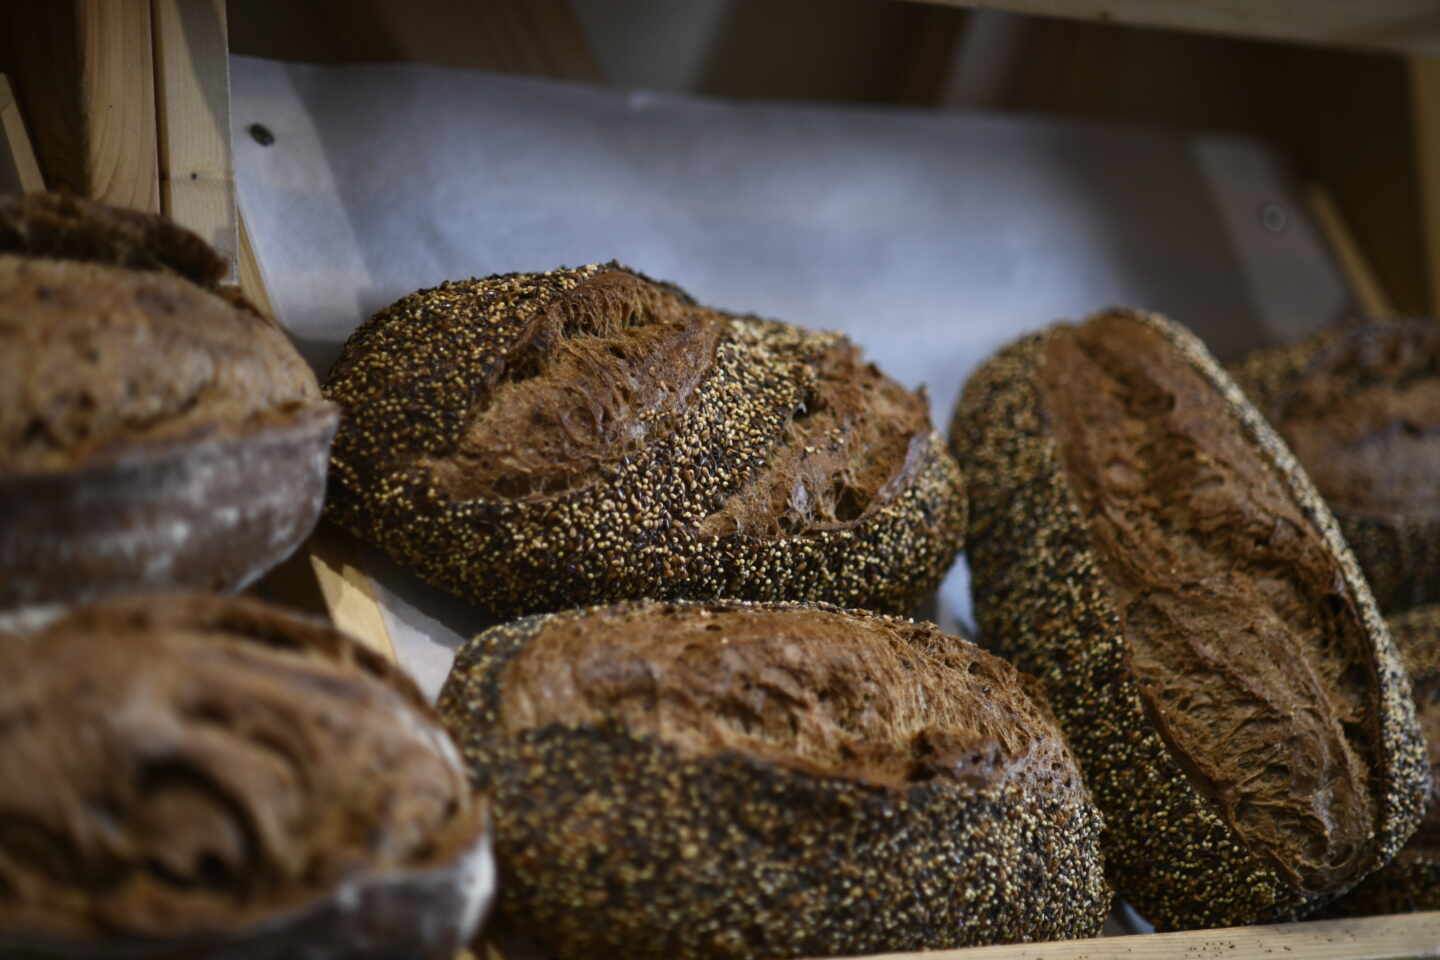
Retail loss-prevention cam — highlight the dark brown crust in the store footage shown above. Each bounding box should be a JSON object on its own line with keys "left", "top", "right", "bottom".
{"left": 1326, "top": 604, "right": 1440, "bottom": 916}
{"left": 438, "top": 600, "right": 1111, "bottom": 959}
{"left": 0, "top": 404, "right": 338, "bottom": 608}
{"left": 1229, "top": 319, "right": 1440, "bottom": 613}
{"left": 0, "top": 193, "right": 228, "bottom": 291}
{"left": 323, "top": 264, "right": 966, "bottom": 619}
{"left": 0, "top": 197, "right": 336, "bottom": 608}
{"left": 950, "top": 308, "right": 1426, "bottom": 930}
{"left": 0, "top": 594, "right": 493, "bottom": 958}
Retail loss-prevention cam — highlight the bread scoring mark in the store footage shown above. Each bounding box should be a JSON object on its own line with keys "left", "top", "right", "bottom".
{"left": 1039, "top": 315, "right": 1378, "bottom": 893}
{"left": 426, "top": 269, "right": 725, "bottom": 501}
{"left": 699, "top": 338, "right": 930, "bottom": 538}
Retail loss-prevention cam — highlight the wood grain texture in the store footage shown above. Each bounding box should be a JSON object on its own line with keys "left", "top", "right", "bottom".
{"left": 153, "top": 0, "right": 237, "bottom": 280}
{"left": 917, "top": 0, "right": 1440, "bottom": 56}
{"left": 0, "top": 75, "right": 45, "bottom": 193}
{"left": 0, "top": 1, "right": 158, "bottom": 209}
{"left": 826, "top": 910, "right": 1440, "bottom": 960}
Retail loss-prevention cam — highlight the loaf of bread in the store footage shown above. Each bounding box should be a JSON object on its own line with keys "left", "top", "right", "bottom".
{"left": 950, "top": 309, "right": 1426, "bottom": 929}
{"left": 438, "top": 599, "right": 1110, "bottom": 959}
{"left": 1326, "top": 604, "right": 1440, "bottom": 916}
{"left": 322, "top": 263, "right": 965, "bottom": 619}
{"left": 0, "top": 194, "right": 338, "bottom": 608}
{"left": 1229, "top": 319, "right": 1440, "bottom": 613}
{"left": 0, "top": 594, "right": 493, "bottom": 959}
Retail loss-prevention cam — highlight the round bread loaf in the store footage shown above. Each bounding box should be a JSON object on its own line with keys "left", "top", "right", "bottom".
{"left": 1229, "top": 319, "right": 1440, "bottom": 613}
{"left": 0, "top": 194, "right": 338, "bottom": 609}
{"left": 322, "top": 263, "right": 965, "bottom": 619}
{"left": 1326, "top": 604, "right": 1440, "bottom": 916}
{"left": 0, "top": 594, "right": 494, "bottom": 959}
{"left": 438, "top": 599, "right": 1111, "bottom": 959}
{"left": 950, "top": 308, "right": 1426, "bottom": 929}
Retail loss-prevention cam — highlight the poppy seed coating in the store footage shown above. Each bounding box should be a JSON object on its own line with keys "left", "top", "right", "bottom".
{"left": 950, "top": 308, "right": 1426, "bottom": 930}
{"left": 438, "top": 600, "right": 1111, "bottom": 959}
{"left": 321, "top": 264, "right": 965, "bottom": 620}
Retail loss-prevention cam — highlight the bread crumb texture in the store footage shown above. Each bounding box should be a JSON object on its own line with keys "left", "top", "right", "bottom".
{"left": 0, "top": 594, "right": 486, "bottom": 954}
{"left": 1229, "top": 319, "right": 1440, "bottom": 613}
{"left": 952, "top": 309, "right": 1426, "bottom": 930}
{"left": 439, "top": 599, "right": 1111, "bottom": 959}
{"left": 322, "top": 263, "right": 965, "bottom": 618}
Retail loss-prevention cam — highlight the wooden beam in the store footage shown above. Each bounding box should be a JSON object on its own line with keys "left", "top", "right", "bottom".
{"left": 0, "top": 75, "right": 45, "bottom": 193}
{"left": 914, "top": 1, "right": 1440, "bottom": 57}
{"left": 1413, "top": 55, "right": 1440, "bottom": 314}
{"left": 0, "top": 1, "right": 159, "bottom": 209}
{"left": 152, "top": 0, "right": 237, "bottom": 280}
{"left": 825, "top": 910, "right": 1440, "bottom": 960}
{"left": 1306, "top": 184, "right": 1397, "bottom": 320}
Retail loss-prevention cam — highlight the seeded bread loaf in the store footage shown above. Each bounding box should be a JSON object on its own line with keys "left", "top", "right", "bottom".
{"left": 322, "top": 264, "right": 965, "bottom": 619}
{"left": 0, "top": 594, "right": 494, "bottom": 959}
{"left": 438, "top": 599, "right": 1110, "bottom": 959}
{"left": 0, "top": 194, "right": 338, "bottom": 608}
{"left": 950, "top": 308, "right": 1426, "bottom": 929}
{"left": 1229, "top": 319, "right": 1440, "bottom": 613}
{"left": 1326, "top": 604, "right": 1440, "bottom": 916}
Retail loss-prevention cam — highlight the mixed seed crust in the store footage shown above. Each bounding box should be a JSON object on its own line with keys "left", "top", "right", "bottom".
{"left": 438, "top": 600, "right": 1111, "bottom": 959}
{"left": 951, "top": 309, "right": 1426, "bottom": 930}
{"left": 322, "top": 264, "right": 965, "bottom": 619}
{"left": 1328, "top": 604, "right": 1440, "bottom": 916}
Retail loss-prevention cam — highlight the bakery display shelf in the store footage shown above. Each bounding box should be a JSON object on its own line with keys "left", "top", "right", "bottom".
{"left": 4, "top": 1, "right": 1440, "bottom": 958}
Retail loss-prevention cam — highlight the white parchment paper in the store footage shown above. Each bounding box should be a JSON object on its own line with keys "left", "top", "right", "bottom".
{"left": 232, "top": 57, "right": 1353, "bottom": 700}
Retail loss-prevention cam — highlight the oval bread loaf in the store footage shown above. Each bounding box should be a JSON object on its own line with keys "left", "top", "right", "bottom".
{"left": 0, "top": 193, "right": 338, "bottom": 609}
{"left": 1229, "top": 319, "right": 1440, "bottom": 613}
{"left": 951, "top": 308, "right": 1426, "bottom": 929}
{"left": 438, "top": 599, "right": 1111, "bottom": 959}
{"left": 322, "top": 263, "right": 965, "bottom": 619}
{"left": 0, "top": 594, "right": 494, "bottom": 959}
{"left": 1326, "top": 604, "right": 1440, "bottom": 916}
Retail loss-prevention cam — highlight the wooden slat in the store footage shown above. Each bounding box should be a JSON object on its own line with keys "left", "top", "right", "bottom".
{"left": 824, "top": 911, "right": 1440, "bottom": 960}
{"left": 152, "top": 0, "right": 237, "bottom": 280}
{"left": 916, "top": 1, "right": 1440, "bottom": 57}
{"left": 1, "top": 1, "right": 158, "bottom": 207}
{"left": 1306, "top": 184, "right": 1397, "bottom": 320}
{"left": 0, "top": 1, "right": 157, "bottom": 208}
{"left": 0, "top": 75, "right": 45, "bottom": 193}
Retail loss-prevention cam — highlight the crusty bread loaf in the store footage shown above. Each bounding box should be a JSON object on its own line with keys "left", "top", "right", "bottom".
{"left": 1326, "top": 604, "right": 1440, "bottom": 916}
{"left": 1229, "top": 319, "right": 1440, "bottom": 613}
{"left": 0, "top": 594, "right": 494, "bottom": 959}
{"left": 322, "top": 263, "right": 965, "bottom": 619}
{"left": 0, "top": 194, "right": 338, "bottom": 608}
{"left": 950, "top": 308, "right": 1426, "bottom": 929}
{"left": 439, "top": 599, "right": 1110, "bottom": 959}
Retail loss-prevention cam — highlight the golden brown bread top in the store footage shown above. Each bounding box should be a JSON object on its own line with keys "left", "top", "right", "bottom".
{"left": 495, "top": 602, "right": 1077, "bottom": 794}
{"left": 1040, "top": 313, "right": 1379, "bottom": 893}
{"left": 0, "top": 594, "right": 481, "bottom": 942}
{"left": 0, "top": 256, "right": 322, "bottom": 472}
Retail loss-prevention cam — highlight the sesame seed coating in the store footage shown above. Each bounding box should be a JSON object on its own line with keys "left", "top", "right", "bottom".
{"left": 438, "top": 600, "right": 1111, "bottom": 958}
{"left": 321, "top": 264, "right": 965, "bottom": 620}
{"left": 950, "top": 309, "right": 1426, "bottom": 930}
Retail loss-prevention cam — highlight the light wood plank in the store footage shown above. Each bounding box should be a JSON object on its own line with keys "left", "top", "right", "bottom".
{"left": 0, "top": 75, "right": 45, "bottom": 193}
{"left": 304, "top": 528, "right": 399, "bottom": 662}
{"left": 237, "top": 210, "right": 275, "bottom": 317}
{"left": 917, "top": 1, "right": 1440, "bottom": 57}
{"left": 1306, "top": 184, "right": 1397, "bottom": 320}
{"left": 82, "top": 0, "right": 159, "bottom": 209}
{"left": 152, "top": 0, "right": 237, "bottom": 280}
{"left": 824, "top": 911, "right": 1440, "bottom": 960}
